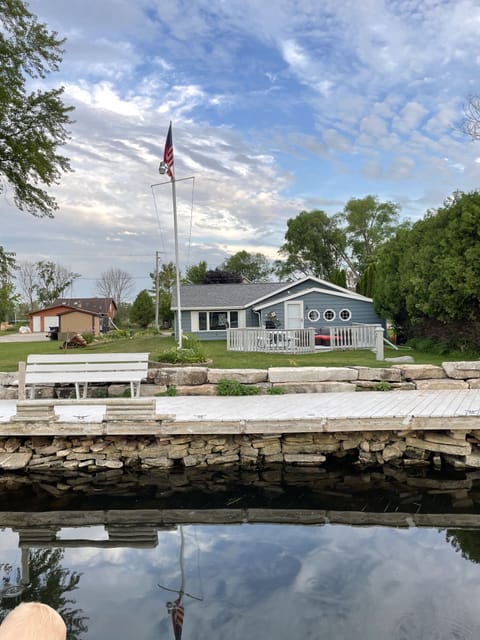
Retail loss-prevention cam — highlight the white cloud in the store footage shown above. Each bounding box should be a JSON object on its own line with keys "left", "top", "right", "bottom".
{"left": 5, "top": 0, "right": 480, "bottom": 296}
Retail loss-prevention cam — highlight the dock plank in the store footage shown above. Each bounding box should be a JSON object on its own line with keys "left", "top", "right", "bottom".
{"left": 2, "top": 390, "right": 480, "bottom": 435}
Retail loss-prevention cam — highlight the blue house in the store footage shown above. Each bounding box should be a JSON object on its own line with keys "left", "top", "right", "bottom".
{"left": 172, "top": 276, "right": 384, "bottom": 341}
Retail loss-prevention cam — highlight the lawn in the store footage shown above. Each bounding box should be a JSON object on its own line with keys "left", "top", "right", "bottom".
{"left": 0, "top": 332, "right": 475, "bottom": 372}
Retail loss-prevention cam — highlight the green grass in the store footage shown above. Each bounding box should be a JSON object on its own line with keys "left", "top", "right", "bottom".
{"left": 0, "top": 333, "right": 477, "bottom": 372}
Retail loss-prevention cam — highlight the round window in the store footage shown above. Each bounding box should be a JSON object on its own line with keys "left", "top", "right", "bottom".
{"left": 307, "top": 309, "right": 320, "bottom": 322}
{"left": 339, "top": 308, "right": 351, "bottom": 321}
{"left": 323, "top": 309, "right": 336, "bottom": 321}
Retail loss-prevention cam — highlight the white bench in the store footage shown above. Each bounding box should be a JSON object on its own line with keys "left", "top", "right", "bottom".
{"left": 19, "top": 353, "right": 150, "bottom": 400}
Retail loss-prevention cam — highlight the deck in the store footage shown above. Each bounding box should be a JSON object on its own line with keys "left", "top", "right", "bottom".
{"left": 1, "top": 389, "right": 480, "bottom": 435}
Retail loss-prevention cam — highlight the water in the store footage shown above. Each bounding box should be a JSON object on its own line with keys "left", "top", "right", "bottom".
{"left": 1, "top": 465, "right": 480, "bottom": 639}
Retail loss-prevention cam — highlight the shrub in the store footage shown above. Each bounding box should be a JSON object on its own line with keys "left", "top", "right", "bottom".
{"left": 101, "top": 329, "right": 129, "bottom": 341}
{"left": 267, "top": 386, "right": 286, "bottom": 395}
{"left": 373, "top": 381, "right": 391, "bottom": 391}
{"left": 156, "top": 333, "right": 207, "bottom": 364}
{"left": 155, "top": 385, "right": 177, "bottom": 397}
{"left": 216, "top": 378, "right": 259, "bottom": 396}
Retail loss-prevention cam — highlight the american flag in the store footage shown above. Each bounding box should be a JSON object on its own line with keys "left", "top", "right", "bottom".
{"left": 163, "top": 122, "right": 174, "bottom": 179}
{"left": 170, "top": 596, "right": 184, "bottom": 640}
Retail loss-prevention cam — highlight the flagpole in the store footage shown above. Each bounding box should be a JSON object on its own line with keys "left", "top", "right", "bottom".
{"left": 157, "top": 121, "right": 183, "bottom": 349}
{"left": 171, "top": 176, "right": 183, "bottom": 349}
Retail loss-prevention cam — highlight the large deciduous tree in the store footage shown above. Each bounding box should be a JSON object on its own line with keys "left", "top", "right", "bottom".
{"left": 0, "top": 0, "right": 74, "bottom": 216}
{"left": 340, "top": 195, "right": 400, "bottom": 271}
{"left": 183, "top": 260, "right": 207, "bottom": 285}
{"left": 34, "top": 260, "right": 80, "bottom": 306}
{"left": 0, "top": 548, "right": 87, "bottom": 639}
{"left": 150, "top": 261, "right": 177, "bottom": 327}
{"left": 275, "top": 209, "right": 349, "bottom": 283}
{"left": 374, "top": 190, "right": 480, "bottom": 347}
{"left": 220, "top": 250, "right": 273, "bottom": 282}
{"left": 276, "top": 198, "right": 400, "bottom": 289}
{"left": 16, "top": 260, "right": 37, "bottom": 309}
{"left": 95, "top": 267, "right": 133, "bottom": 307}
{"left": 130, "top": 289, "right": 155, "bottom": 328}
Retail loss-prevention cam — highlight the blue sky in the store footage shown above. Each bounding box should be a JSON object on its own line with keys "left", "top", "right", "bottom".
{"left": 4, "top": 0, "right": 480, "bottom": 298}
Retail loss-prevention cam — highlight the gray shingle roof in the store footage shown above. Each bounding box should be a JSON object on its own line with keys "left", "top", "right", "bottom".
{"left": 173, "top": 283, "right": 287, "bottom": 309}
{"left": 52, "top": 298, "right": 116, "bottom": 314}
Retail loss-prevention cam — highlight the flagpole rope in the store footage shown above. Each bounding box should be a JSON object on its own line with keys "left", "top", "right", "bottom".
{"left": 186, "top": 177, "right": 195, "bottom": 268}
{"left": 150, "top": 186, "right": 168, "bottom": 259}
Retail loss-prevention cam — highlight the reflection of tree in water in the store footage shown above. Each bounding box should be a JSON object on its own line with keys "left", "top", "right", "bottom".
{"left": 0, "top": 548, "right": 88, "bottom": 639}
{"left": 446, "top": 529, "right": 480, "bottom": 564}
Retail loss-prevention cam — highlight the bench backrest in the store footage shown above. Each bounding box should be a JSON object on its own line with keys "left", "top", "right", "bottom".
{"left": 24, "top": 353, "right": 150, "bottom": 383}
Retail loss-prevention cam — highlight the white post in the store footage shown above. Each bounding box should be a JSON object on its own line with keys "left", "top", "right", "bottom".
{"left": 375, "top": 326, "right": 385, "bottom": 361}
{"left": 154, "top": 250, "right": 160, "bottom": 330}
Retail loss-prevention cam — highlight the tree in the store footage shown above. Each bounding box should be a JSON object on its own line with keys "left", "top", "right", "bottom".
{"left": 0, "top": 0, "right": 74, "bottom": 217}
{"left": 0, "top": 548, "right": 87, "bottom": 639}
{"left": 34, "top": 260, "right": 80, "bottom": 306}
{"left": 461, "top": 95, "right": 480, "bottom": 140}
{"left": 150, "top": 262, "right": 177, "bottom": 327}
{"left": 130, "top": 289, "right": 155, "bottom": 328}
{"left": 374, "top": 191, "right": 480, "bottom": 346}
{"left": 95, "top": 267, "right": 133, "bottom": 307}
{"left": 446, "top": 530, "right": 480, "bottom": 564}
{"left": 373, "top": 224, "right": 412, "bottom": 341}
{"left": 275, "top": 209, "right": 349, "bottom": 281}
{"left": 0, "top": 247, "right": 17, "bottom": 322}
{"left": 340, "top": 195, "right": 400, "bottom": 272}
{"left": 220, "top": 250, "right": 273, "bottom": 282}
{"left": 183, "top": 260, "right": 207, "bottom": 284}
{"left": 16, "top": 260, "right": 38, "bottom": 309}
{"left": 203, "top": 268, "right": 243, "bottom": 284}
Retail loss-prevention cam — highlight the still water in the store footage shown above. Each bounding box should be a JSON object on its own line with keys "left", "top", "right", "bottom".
{"left": 1, "top": 466, "right": 480, "bottom": 639}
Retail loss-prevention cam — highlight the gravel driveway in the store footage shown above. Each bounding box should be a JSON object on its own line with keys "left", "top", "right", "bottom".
{"left": 0, "top": 332, "right": 50, "bottom": 343}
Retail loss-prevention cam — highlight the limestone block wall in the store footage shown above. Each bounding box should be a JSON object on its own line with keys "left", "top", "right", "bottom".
{"left": 3, "top": 361, "right": 480, "bottom": 399}
{"left": 1, "top": 427, "right": 479, "bottom": 473}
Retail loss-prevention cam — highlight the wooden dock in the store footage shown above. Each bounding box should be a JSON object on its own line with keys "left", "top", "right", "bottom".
{"left": 1, "top": 389, "right": 480, "bottom": 435}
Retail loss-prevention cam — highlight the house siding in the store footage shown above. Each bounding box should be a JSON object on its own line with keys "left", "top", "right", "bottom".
{"left": 59, "top": 311, "right": 100, "bottom": 335}
{"left": 173, "top": 279, "right": 385, "bottom": 341}
{"left": 257, "top": 293, "right": 384, "bottom": 330}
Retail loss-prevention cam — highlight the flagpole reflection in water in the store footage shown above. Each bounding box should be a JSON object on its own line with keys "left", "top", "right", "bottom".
{"left": 158, "top": 526, "right": 203, "bottom": 640}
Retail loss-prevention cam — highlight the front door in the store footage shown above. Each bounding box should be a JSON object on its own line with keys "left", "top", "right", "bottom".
{"left": 285, "top": 302, "right": 303, "bottom": 329}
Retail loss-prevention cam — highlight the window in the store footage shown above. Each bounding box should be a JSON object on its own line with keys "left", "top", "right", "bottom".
{"left": 210, "top": 312, "right": 228, "bottom": 330}
{"left": 197, "top": 310, "right": 239, "bottom": 331}
{"left": 323, "top": 309, "right": 336, "bottom": 321}
{"left": 307, "top": 309, "right": 320, "bottom": 322}
{"left": 339, "top": 308, "right": 351, "bottom": 321}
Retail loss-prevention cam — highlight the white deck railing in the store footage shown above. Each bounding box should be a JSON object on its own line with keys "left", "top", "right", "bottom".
{"left": 227, "top": 325, "right": 385, "bottom": 359}
{"left": 318, "top": 324, "right": 384, "bottom": 360}
{"left": 326, "top": 324, "right": 379, "bottom": 349}
{"left": 227, "top": 328, "right": 316, "bottom": 353}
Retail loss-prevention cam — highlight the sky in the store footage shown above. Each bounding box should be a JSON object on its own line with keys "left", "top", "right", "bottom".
{"left": 4, "top": 0, "right": 480, "bottom": 299}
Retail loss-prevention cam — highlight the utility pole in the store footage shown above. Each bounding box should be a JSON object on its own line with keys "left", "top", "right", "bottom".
{"left": 154, "top": 250, "right": 160, "bottom": 330}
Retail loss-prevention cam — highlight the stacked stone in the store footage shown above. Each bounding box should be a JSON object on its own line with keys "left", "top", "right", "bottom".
{"left": 0, "top": 428, "right": 478, "bottom": 472}
{"left": 6, "top": 361, "right": 480, "bottom": 399}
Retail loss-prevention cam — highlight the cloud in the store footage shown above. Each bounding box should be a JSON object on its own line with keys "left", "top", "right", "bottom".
{"left": 5, "top": 0, "right": 480, "bottom": 298}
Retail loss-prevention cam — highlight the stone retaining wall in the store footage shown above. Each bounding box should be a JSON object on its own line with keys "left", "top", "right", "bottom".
{"left": 2, "top": 361, "right": 480, "bottom": 399}
{"left": 1, "top": 427, "right": 479, "bottom": 473}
